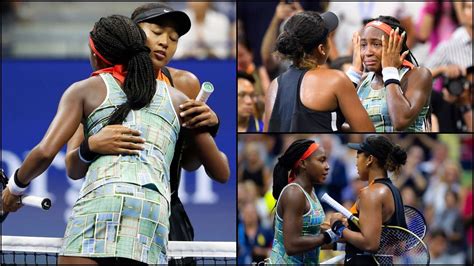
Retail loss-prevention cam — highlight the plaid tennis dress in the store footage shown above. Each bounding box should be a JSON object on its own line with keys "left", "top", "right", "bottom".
{"left": 268, "top": 183, "right": 325, "bottom": 265}
{"left": 59, "top": 73, "right": 180, "bottom": 264}
{"left": 357, "top": 67, "right": 429, "bottom": 132}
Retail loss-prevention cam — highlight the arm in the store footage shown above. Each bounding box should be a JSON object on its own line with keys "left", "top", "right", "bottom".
{"left": 338, "top": 188, "right": 383, "bottom": 252}
{"left": 3, "top": 82, "right": 85, "bottom": 212}
{"left": 281, "top": 186, "right": 327, "bottom": 255}
{"left": 263, "top": 78, "right": 278, "bottom": 132}
{"left": 65, "top": 125, "right": 144, "bottom": 180}
{"left": 334, "top": 72, "right": 375, "bottom": 132}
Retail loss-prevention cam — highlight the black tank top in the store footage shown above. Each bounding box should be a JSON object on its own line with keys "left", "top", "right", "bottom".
{"left": 268, "top": 65, "right": 345, "bottom": 132}
{"left": 345, "top": 178, "right": 407, "bottom": 265}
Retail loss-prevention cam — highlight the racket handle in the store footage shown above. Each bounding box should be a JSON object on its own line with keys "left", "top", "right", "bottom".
{"left": 321, "top": 193, "right": 360, "bottom": 227}
{"left": 196, "top": 82, "right": 214, "bottom": 103}
{"left": 21, "top": 196, "right": 51, "bottom": 210}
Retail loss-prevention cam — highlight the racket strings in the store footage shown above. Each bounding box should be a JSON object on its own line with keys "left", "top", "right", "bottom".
{"left": 376, "top": 226, "right": 429, "bottom": 265}
{"left": 404, "top": 206, "right": 427, "bottom": 239}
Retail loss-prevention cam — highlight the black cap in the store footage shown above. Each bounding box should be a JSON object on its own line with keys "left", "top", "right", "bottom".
{"left": 320, "top": 11, "right": 339, "bottom": 33}
{"left": 132, "top": 6, "right": 191, "bottom": 37}
{"left": 348, "top": 138, "right": 386, "bottom": 161}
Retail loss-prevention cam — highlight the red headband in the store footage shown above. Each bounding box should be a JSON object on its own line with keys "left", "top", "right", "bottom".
{"left": 288, "top": 142, "right": 319, "bottom": 183}
{"left": 365, "top": 21, "right": 414, "bottom": 69}
{"left": 89, "top": 36, "right": 113, "bottom": 66}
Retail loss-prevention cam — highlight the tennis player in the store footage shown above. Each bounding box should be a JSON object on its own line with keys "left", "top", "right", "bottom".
{"left": 2, "top": 14, "right": 229, "bottom": 265}
{"left": 64, "top": 3, "right": 224, "bottom": 253}
{"left": 329, "top": 135, "right": 408, "bottom": 265}
{"left": 264, "top": 11, "right": 374, "bottom": 132}
{"left": 268, "top": 139, "right": 343, "bottom": 264}
{"left": 347, "top": 16, "right": 432, "bottom": 132}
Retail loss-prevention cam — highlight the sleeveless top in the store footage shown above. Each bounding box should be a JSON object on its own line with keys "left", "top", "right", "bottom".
{"left": 357, "top": 67, "right": 429, "bottom": 132}
{"left": 268, "top": 65, "right": 345, "bottom": 132}
{"left": 78, "top": 73, "right": 180, "bottom": 206}
{"left": 269, "top": 183, "right": 325, "bottom": 265}
{"left": 345, "top": 178, "right": 407, "bottom": 265}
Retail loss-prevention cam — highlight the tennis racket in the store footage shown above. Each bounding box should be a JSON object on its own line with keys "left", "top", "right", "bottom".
{"left": 321, "top": 193, "right": 430, "bottom": 265}
{"left": 404, "top": 205, "right": 427, "bottom": 239}
{"left": 1, "top": 169, "right": 52, "bottom": 223}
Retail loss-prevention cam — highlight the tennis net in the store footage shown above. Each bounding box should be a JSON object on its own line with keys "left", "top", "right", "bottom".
{"left": 1, "top": 236, "right": 236, "bottom": 265}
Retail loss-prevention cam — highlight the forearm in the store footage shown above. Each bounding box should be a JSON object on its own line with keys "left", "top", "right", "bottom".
{"left": 16, "top": 145, "right": 56, "bottom": 185}
{"left": 285, "top": 235, "right": 327, "bottom": 255}
{"left": 193, "top": 132, "right": 230, "bottom": 183}
{"left": 342, "top": 229, "right": 378, "bottom": 252}
{"left": 261, "top": 16, "right": 283, "bottom": 70}
{"left": 386, "top": 84, "right": 416, "bottom": 130}
{"left": 65, "top": 148, "right": 90, "bottom": 179}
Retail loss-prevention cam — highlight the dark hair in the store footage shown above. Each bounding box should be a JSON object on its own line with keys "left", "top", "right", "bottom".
{"left": 90, "top": 15, "right": 154, "bottom": 125}
{"left": 364, "top": 135, "right": 407, "bottom": 174}
{"left": 364, "top": 16, "right": 419, "bottom": 67}
{"left": 272, "top": 139, "right": 314, "bottom": 199}
{"left": 275, "top": 11, "right": 328, "bottom": 69}
{"left": 237, "top": 71, "right": 255, "bottom": 84}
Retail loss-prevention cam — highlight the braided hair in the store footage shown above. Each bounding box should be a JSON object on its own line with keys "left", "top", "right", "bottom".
{"left": 90, "top": 15, "right": 155, "bottom": 125}
{"left": 364, "top": 16, "right": 419, "bottom": 67}
{"left": 363, "top": 135, "right": 407, "bottom": 175}
{"left": 275, "top": 11, "right": 328, "bottom": 69}
{"left": 273, "top": 139, "right": 315, "bottom": 199}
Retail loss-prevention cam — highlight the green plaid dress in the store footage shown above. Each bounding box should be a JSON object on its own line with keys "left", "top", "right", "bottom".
{"left": 269, "top": 183, "right": 325, "bottom": 265}
{"left": 60, "top": 73, "right": 180, "bottom": 264}
{"left": 357, "top": 67, "right": 429, "bottom": 132}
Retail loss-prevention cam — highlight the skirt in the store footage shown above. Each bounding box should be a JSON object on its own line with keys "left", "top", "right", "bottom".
{"left": 60, "top": 182, "right": 169, "bottom": 264}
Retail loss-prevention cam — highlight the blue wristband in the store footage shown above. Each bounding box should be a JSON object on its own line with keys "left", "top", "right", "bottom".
{"left": 332, "top": 220, "right": 346, "bottom": 238}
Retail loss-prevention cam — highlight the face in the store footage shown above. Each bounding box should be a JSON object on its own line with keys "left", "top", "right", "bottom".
{"left": 355, "top": 150, "right": 370, "bottom": 181}
{"left": 139, "top": 21, "right": 179, "bottom": 70}
{"left": 238, "top": 78, "right": 256, "bottom": 118}
{"left": 303, "top": 148, "right": 329, "bottom": 184}
{"left": 237, "top": 43, "right": 253, "bottom": 71}
{"left": 360, "top": 26, "right": 385, "bottom": 72}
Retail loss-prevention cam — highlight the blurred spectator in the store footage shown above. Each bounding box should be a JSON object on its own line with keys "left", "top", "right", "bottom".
{"left": 238, "top": 142, "right": 271, "bottom": 197}
{"left": 420, "top": 141, "right": 449, "bottom": 179}
{"left": 327, "top": 2, "right": 416, "bottom": 59}
{"left": 329, "top": 56, "right": 353, "bottom": 72}
{"left": 463, "top": 190, "right": 473, "bottom": 265}
{"left": 424, "top": 1, "right": 472, "bottom": 131}
{"left": 239, "top": 203, "right": 273, "bottom": 264}
{"left": 1, "top": 2, "right": 21, "bottom": 56}
{"left": 400, "top": 186, "right": 422, "bottom": 210}
{"left": 428, "top": 229, "right": 459, "bottom": 264}
{"left": 395, "top": 145, "right": 428, "bottom": 197}
{"left": 260, "top": 1, "right": 303, "bottom": 80}
{"left": 237, "top": 72, "right": 263, "bottom": 132}
{"left": 174, "top": 2, "right": 230, "bottom": 59}
{"left": 238, "top": 38, "right": 269, "bottom": 115}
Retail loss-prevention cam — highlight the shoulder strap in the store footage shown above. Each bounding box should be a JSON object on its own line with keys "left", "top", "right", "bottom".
{"left": 161, "top": 67, "right": 174, "bottom": 87}
{"left": 374, "top": 178, "right": 407, "bottom": 228}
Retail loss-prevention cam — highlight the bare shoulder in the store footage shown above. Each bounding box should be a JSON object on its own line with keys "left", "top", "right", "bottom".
{"left": 360, "top": 184, "right": 386, "bottom": 202}
{"left": 280, "top": 185, "right": 306, "bottom": 208}
{"left": 167, "top": 67, "right": 201, "bottom": 98}
{"left": 65, "top": 76, "right": 103, "bottom": 96}
{"left": 404, "top": 67, "right": 432, "bottom": 80}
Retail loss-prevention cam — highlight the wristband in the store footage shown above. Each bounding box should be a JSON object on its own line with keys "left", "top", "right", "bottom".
{"left": 331, "top": 220, "right": 346, "bottom": 238}
{"left": 208, "top": 118, "right": 220, "bottom": 138}
{"left": 346, "top": 67, "right": 363, "bottom": 86}
{"left": 459, "top": 104, "right": 472, "bottom": 114}
{"left": 382, "top": 67, "right": 400, "bottom": 83}
{"left": 7, "top": 169, "right": 29, "bottom": 196}
{"left": 384, "top": 79, "right": 401, "bottom": 88}
{"left": 323, "top": 229, "right": 340, "bottom": 244}
{"left": 78, "top": 136, "right": 99, "bottom": 164}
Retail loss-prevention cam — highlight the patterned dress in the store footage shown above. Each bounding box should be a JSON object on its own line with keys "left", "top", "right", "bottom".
{"left": 60, "top": 73, "right": 180, "bottom": 264}
{"left": 357, "top": 67, "right": 429, "bottom": 132}
{"left": 269, "top": 183, "right": 325, "bottom": 265}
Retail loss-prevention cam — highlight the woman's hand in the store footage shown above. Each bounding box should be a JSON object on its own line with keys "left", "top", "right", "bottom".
{"left": 381, "top": 28, "right": 409, "bottom": 69}
{"left": 2, "top": 189, "right": 22, "bottom": 213}
{"left": 329, "top": 212, "right": 347, "bottom": 227}
{"left": 89, "top": 125, "right": 145, "bottom": 155}
{"left": 179, "top": 100, "right": 218, "bottom": 129}
{"left": 352, "top": 31, "right": 363, "bottom": 72}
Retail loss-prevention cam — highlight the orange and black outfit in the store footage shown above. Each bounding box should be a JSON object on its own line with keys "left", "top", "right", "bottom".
{"left": 344, "top": 178, "right": 407, "bottom": 265}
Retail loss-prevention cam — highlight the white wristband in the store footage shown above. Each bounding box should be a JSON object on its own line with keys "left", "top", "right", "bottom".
{"left": 7, "top": 172, "right": 28, "bottom": 196}
{"left": 346, "top": 67, "right": 362, "bottom": 85}
{"left": 382, "top": 67, "right": 400, "bottom": 83}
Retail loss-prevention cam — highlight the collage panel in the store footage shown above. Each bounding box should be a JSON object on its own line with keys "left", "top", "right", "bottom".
{"left": 238, "top": 133, "right": 473, "bottom": 265}
{"left": 238, "top": 1, "right": 473, "bottom": 133}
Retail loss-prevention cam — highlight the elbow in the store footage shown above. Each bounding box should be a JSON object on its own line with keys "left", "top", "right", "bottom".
{"left": 208, "top": 165, "right": 230, "bottom": 184}
{"left": 284, "top": 241, "right": 299, "bottom": 256}
{"left": 35, "top": 144, "right": 57, "bottom": 162}
{"left": 392, "top": 118, "right": 411, "bottom": 131}
{"left": 363, "top": 241, "right": 380, "bottom": 253}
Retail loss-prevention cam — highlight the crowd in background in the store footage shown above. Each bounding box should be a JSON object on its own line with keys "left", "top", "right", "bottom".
{"left": 237, "top": 1, "right": 473, "bottom": 132}
{"left": 237, "top": 134, "right": 473, "bottom": 265}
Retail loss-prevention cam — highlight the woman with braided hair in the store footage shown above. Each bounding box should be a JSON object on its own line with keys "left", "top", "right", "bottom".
{"left": 2, "top": 14, "right": 229, "bottom": 265}
{"left": 329, "top": 135, "right": 408, "bottom": 265}
{"left": 346, "top": 15, "right": 432, "bottom": 132}
{"left": 268, "top": 139, "right": 343, "bottom": 264}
